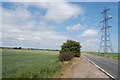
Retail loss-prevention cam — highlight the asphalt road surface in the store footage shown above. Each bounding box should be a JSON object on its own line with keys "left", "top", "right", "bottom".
{"left": 82, "top": 53, "right": 119, "bottom": 78}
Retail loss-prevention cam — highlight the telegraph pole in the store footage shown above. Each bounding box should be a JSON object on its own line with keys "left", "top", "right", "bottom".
{"left": 98, "top": 7, "right": 114, "bottom": 53}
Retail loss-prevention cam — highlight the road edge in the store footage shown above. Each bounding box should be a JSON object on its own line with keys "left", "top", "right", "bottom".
{"left": 82, "top": 55, "right": 116, "bottom": 80}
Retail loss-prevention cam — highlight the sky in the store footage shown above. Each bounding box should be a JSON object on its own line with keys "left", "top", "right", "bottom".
{"left": 1, "top": 1, "right": 118, "bottom": 52}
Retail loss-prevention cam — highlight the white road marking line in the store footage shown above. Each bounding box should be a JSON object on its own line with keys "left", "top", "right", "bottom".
{"left": 82, "top": 55, "right": 116, "bottom": 80}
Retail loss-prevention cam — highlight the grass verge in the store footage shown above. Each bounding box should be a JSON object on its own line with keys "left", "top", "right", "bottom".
{"left": 84, "top": 52, "right": 119, "bottom": 60}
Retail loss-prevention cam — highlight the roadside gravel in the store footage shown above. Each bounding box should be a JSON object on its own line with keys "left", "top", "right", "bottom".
{"left": 61, "top": 56, "right": 109, "bottom": 78}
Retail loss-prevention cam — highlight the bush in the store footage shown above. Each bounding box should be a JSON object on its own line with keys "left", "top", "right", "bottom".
{"left": 61, "top": 40, "right": 81, "bottom": 57}
{"left": 59, "top": 40, "right": 81, "bottom": 61}
{"left": 59, "top": 51, "right": 75, "bottom": 61}
{"left": 18, "top": 47, "right": 22, "bottom": 49}
{"left": 13, "top": 47, "right": 17, "bottom": 49}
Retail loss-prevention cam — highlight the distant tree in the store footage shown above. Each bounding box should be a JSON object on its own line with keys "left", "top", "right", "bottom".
{"left": 13, "top": 47, "right": 17, "bottom": 49}
{"left": 18, "top": 47, "right": 22, "bottom": 49}
{"left": 31, "top": 48, "right": 33, "bottom": 50}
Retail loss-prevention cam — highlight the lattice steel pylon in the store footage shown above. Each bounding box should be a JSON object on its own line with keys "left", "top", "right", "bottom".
{"left": 98, "top": 7, "right": 114, "bottom": 53}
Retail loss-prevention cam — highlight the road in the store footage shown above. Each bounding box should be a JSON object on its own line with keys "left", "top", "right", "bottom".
{"left": 82, "top": 53, "right": 119, "bottom": 79}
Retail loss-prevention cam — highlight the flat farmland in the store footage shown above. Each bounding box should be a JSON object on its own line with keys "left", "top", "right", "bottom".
{"left": 2, "top": 49, "right": 61, "bottom": 78}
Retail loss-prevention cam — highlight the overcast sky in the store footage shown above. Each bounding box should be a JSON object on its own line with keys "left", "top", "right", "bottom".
{"left": 1, "top": 1, "right": 118, "bottom": 52}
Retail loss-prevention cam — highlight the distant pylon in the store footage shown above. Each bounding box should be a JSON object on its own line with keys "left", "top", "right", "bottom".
{"left": 98, "top": 7, "right": 114, "bottom": 53}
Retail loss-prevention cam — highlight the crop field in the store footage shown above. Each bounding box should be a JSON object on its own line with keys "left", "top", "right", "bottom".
{"left": 85, "top": 52, "right": 119, "bottom": 60}
{"left": 2, "top": 49, "right": 61, "bottom": 78}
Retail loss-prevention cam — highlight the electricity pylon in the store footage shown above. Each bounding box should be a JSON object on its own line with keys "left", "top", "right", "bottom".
{"left": 98, "top": 7, "right": 114, "bottom": 53}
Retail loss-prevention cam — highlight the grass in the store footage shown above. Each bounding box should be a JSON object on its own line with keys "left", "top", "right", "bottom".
{"left": 84, "top": 52, "right": 119, "bottom": 60}
{"left": 2, "top": 49, "right": 62, "bottom": 78}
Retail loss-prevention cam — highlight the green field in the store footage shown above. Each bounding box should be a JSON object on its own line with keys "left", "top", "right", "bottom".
{"left": 84, "top": 52, "right": 119, "bottom": 60}
{"left": 2, "top": 49, "right": 61, "bottom": 78}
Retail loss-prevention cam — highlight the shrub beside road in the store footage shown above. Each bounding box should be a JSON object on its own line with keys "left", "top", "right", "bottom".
{"left": 59, "top": 40, "right": 81, "bottom": 61}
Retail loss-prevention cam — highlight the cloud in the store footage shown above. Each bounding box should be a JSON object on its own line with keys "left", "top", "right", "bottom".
{"left": 43, "top": 3, "right": 83, "bottom": 23}
{"left": 0, "top": 7, "right": 2, "bottom": 46}
{"left": 2, "top": 0, "right": 68, "bottom": 2}
{"left": 86, "top": 39, "right": 100, "bottom": 42}
{"left": 28, "top": 1, "right": 84, "bottom": 23}
{"left": 80, "top": 17, "right": 86, "bottom": 21}
{"left": 81, "top": 41, "right": 99, "bottom": 52}
{"left": 2, "top": 1, "right": 84, "bottom": 24}
{"left": 2, "top": 4, "right": 34, "bottom": 32}
{"left": 78, "top": 29, "right": 99, "bottom": 37}
{"left": 66, "top": 24, "right": 87, "bottom": 31}
{"left": 4, "top": 0, "right": 119, "bottom": 2}
{"left": 2, "top": 3, "right": 69, "bottom": 49}
{"left": 17, "top": 37, "right": 26, "bottom": 41}
{"left": 3, "top": 28, "right": 68, "bottom": 49}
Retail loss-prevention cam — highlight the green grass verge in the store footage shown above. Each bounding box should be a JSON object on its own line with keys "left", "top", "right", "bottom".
{"left": 84, "top": 52, "right": 119, "bottom": 60}
{"left": 2, "top": 49, "right": 61, "bottom": 78}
